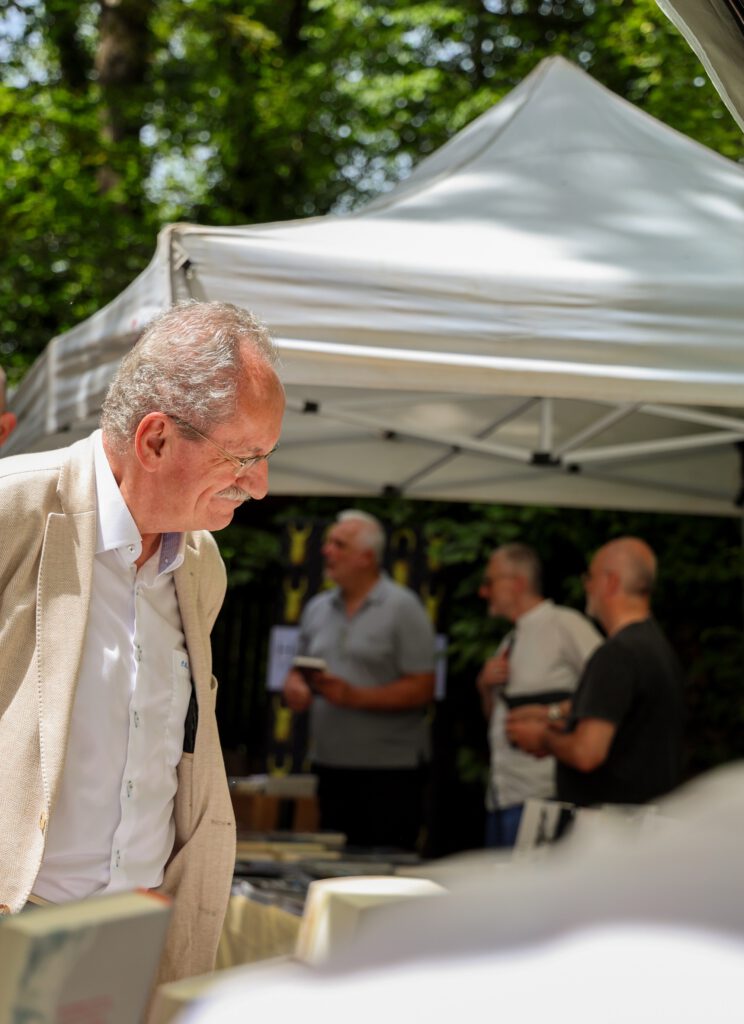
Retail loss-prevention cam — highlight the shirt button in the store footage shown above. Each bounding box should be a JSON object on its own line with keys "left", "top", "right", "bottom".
{"left": 39, "top": 812, "right": 47, "bottom": 834}
{"left": 0, "top": 904, "right": 10, "bottom": 915}
{"left": 133, "top": 711, "right": 140, "bottom": 728}
{"left": 115, "top": 850, "right": 121, "bottom": 868}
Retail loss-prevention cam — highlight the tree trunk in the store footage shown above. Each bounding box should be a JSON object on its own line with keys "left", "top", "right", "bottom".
{"left": 95, "top": 0, "right": 153, "bottom": 193}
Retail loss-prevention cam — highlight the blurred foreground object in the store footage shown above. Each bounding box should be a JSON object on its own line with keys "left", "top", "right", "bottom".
{"left": 184, "top": 761, "right": 744, "bottom": 1022}
{"left": 295, "top": 876, "right": 445, "bottom": 966}
{"left": 657, "top": 0, "right": 744, "bottom": 131}
{"left": 0, "top": 890, "right": 170, "bottom": 1023}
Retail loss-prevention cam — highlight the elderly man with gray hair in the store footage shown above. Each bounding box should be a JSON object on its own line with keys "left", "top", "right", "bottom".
{"left": 284, "top": 509, "right": 436, "bottom": 850}
{"left": 0, "top": 366, "right": 17, "bottom": 447}
{"left": 0, "top": 301, "right": 285, "bottom": 988}
{"left": 477, "top": 542, "right": 601, "bottom": 847}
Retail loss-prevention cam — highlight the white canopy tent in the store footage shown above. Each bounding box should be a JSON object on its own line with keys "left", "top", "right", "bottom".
{"left": 7, "top": 56, "right": 744, "bottom": 515}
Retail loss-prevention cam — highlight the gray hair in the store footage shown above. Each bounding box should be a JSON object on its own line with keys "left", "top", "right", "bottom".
{"left": 337, "top": 509, "right": 386, "bottom": 564}
{"left": 100, "top": 301, "right": 279, "bottom": 452}
{"left": 494, "top": 542, "right": 543, "bottom": 595}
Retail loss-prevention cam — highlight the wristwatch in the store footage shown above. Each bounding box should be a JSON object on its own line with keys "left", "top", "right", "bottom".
{"left": 547, "top": 703, "right": 563, "bottom": 722}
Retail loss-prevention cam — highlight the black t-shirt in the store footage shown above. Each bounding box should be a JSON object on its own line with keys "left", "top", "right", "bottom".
{"left": 557, "top": 618, "right": 685, "bottom": 807}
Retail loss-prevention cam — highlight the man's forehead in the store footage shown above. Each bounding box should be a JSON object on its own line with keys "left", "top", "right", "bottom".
{"left": 232, "top": 354, "right": 282, "bottom": 407}
{"left": 329, "top": 520, "right": 363, "bottom": 544}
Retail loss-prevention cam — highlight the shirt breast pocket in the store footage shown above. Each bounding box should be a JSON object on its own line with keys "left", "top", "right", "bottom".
{"left": 166, "top": 650, "right": 193, "bottom": 767}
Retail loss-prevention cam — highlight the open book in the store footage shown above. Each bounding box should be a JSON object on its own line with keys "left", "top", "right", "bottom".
{"left": 0, "top": 889, "right": 171, "bottom": 1024}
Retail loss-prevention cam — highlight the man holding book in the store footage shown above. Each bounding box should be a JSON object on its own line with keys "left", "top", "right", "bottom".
{"left": 0, "top": 302, "right": 285, "bottom": 986}
{"left": 283, "top": 510, "right": 436, "bottom": 850}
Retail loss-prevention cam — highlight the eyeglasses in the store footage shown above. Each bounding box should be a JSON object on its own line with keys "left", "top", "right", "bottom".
{"left": 482, "top": 573, "right": 518, "bottom": 586}
{"left": 169, "top": 415, "right": 278, "bottom": 472}
{"left": 581, "top": 568, "right": 608, "bottom": 586}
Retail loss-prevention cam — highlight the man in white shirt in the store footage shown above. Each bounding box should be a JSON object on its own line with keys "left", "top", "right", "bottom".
{"left": 476, "top": 543, "right": 601, "bottom": 847}
{"left": 0, "top": 301, "right": 285, "bottom": 986}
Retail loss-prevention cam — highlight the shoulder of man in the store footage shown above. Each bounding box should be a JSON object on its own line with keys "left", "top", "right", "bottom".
{"left": 552, "top": 603, "right": 601, "bottom": 633}
{"left": 0, "top": 443, "right": 71, "bottom": 484}
{"left": 551, "top": 602, "right": 589, "bottom": 624}
{"left": 581, "top": 631, "right": 629, "bottom": 677}
{"left": 380, "top": 575, "right": 425, "bottom": 606}
{"left": 0, "top": 435, "right": 97, "bottom": 514}
{"left": 381, "top": 579, "right": 435, "bottom": 641}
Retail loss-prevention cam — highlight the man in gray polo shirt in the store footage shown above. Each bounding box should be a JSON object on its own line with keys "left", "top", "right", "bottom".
{"left": 283, "top": 510, "right": 436, "bottom": 850}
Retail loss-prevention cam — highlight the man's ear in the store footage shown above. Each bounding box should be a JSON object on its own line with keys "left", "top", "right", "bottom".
{"left": 133, "top": 413, "right": 170, "bottom": 472}
{"left": 605, "top": 569, "right": 622, "bottom": 595}
{"left": 0, "top": 411, "right": 17, "bottom": 447}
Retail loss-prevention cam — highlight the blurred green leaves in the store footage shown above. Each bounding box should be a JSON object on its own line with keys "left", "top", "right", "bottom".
{"left": 2, "top": 0, "right": 742, "bottom": 382}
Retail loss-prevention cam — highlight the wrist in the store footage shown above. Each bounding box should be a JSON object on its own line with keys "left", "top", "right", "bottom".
{"left": 344, "top": 683, "right": 362, "bottom": 709}
{"left": 547, "top": 702, "right": 564, "bottom": 723}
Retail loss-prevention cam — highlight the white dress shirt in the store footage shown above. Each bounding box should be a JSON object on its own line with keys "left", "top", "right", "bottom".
{"left": 488, "top": 599, "right": 602, "bottom": 810}
{"left": 34, "top": 431, "right": 191, "bottom": 902}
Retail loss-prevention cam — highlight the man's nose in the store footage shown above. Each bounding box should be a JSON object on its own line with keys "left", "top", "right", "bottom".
{"left": 240, "top": 459, "right": 269, "bottom": 500}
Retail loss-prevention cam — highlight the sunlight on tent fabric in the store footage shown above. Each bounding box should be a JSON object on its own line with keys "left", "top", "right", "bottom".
{"left": 6, "top": 56, "right": 744, "bottom": 515}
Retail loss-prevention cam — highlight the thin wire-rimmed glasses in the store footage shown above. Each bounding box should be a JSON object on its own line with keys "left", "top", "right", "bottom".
{"left": 169, "top": 415, "right": 278, "bottom": 473}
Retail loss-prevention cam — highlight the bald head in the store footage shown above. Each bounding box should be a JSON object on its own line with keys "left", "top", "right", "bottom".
{"left": 595, "top": 537, "right": 657, "bottom": 597}
{"left": 585, "top": 536, "right": 657, "bottom": 635}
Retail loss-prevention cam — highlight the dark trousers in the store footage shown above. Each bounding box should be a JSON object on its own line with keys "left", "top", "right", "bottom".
{"left": 314, "top": 763, "right": 426, "bottom": 851}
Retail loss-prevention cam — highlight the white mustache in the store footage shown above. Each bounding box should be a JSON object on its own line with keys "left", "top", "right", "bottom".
{"left": 216, "top": 486, "right": 250, "bottom": 502}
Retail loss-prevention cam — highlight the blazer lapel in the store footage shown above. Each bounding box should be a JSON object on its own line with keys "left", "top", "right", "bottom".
{"left": 175, "top": 543, "right": 210, "bottom": 704}
{"left": 37, "top": 508, "right": 96, "bottom": 806}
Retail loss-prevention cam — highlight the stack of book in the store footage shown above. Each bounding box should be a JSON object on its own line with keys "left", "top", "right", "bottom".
{"left": 0, "top": 890, "right": 171, "bottom": 1024}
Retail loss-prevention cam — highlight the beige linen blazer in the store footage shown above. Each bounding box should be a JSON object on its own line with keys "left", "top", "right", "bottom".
{"left": 0, "top": 434, "right": 236, "bottom": 984}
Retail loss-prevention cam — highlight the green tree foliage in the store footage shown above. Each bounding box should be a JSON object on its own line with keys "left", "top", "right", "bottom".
{"left": 1, "top": 0, "right": 741, "bottom": 380}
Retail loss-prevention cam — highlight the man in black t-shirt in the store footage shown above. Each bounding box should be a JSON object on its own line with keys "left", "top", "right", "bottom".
{"left": 506, "top": 537, "right": 685, "bottom": 807}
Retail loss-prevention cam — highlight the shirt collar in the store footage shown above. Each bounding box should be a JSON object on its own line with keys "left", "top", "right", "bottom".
{"left": 331, "top": 571, "right": 388, "bottom": 609}
{"left": 93, "top": 430, "right": 186, "bottom": 575}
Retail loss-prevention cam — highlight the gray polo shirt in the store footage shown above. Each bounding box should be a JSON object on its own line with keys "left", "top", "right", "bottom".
{"left": 298, "top": 573, "right": 436, "bottom": 768}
